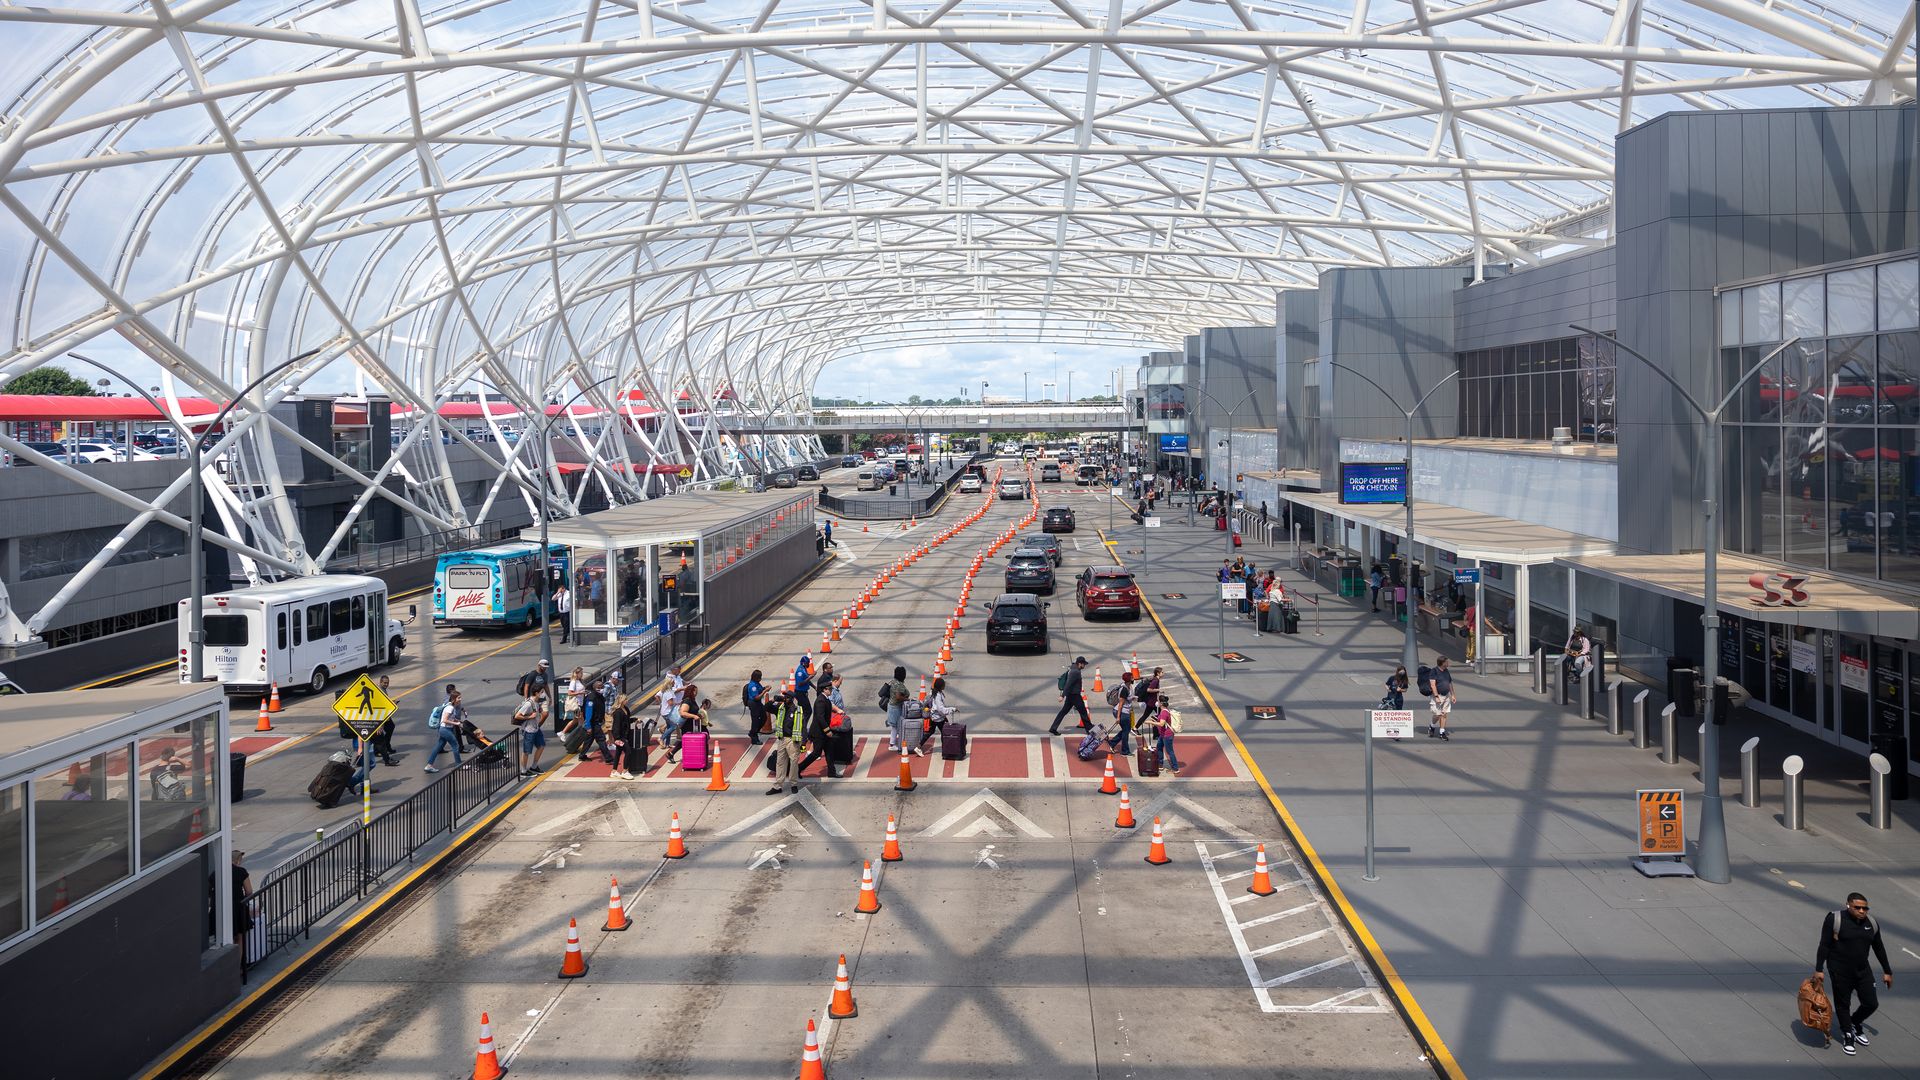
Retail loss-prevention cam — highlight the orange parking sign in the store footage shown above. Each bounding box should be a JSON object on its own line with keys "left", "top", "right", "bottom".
{"left": 1637, "top": 789, "right": 1685, "bottom": 856}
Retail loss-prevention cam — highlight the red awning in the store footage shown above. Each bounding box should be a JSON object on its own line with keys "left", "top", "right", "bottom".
{"left": 0, "top": 394, "right": 221, "bottom": 422}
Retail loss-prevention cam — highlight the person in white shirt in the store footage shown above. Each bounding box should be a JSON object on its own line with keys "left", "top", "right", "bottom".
{"left": 553, "top": 584, "right": 573, "bottom": 641}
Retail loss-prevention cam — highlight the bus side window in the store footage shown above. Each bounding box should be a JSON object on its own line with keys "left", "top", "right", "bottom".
{"left": 277, "top": 611, "right": 287, "bottom": 650}
{"left": 330, "top": 598, "right": 352, "bottom": 636}
{"left": 307, "top": 604, "right": 328, "bottom": 642}
{"left": 352, "top": 595, "right": 366, "bottom": 630}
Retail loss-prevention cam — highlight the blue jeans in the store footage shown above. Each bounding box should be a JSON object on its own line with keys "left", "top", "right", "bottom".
{"left": 885, "top": 704, "right": 904, "bottom": 749}
{"left": 1111, "top": 713, "right": 1132, "bottom": 755}
{"left": 426, "top": 725, "right": 463, "bottom": 767}
{"left": 1159, "top": 733, "right": 1180, "bottom": 772}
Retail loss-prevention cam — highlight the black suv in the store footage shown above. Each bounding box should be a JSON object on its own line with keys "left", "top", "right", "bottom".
{"left": 1042, "top": 507, "right": 1075, "bottom": 533}
{"left": 984, "top": 593, "right": 1049, "bottom": 653}
{"left": 1014, "top": 534, "right": 1062, "bottom": 565}
{"left": 796, "top": 464, "right": 820, "bottom": 481}
{"left": 1004, "top": 553, "right": 1055, "bottom": 594}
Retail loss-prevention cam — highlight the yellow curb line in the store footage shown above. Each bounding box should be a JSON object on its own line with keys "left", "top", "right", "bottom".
{"left": 1100, "top": 528, "right": 1467, "bottom": 1080}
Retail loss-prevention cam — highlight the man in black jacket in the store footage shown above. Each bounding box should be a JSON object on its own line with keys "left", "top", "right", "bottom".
{"left": 1048, "top": 656, "right": 1091, "bottom": 736}
{"left": 1817, "top": 892, "right": 1894, "bottom": 1055}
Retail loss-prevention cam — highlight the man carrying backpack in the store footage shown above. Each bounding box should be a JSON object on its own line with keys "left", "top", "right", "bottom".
{"left": 1816, "top": 892, "right": 1894, "bottom": 1055}
{"left": 1417, "top": 656, "right": 1455, "bottom": 740}
{"left": 743, "top": 669, "right": 768, "bottom": 745}
{"left": 515, "top": 659, "right": 554, "bottom": 728}
{"left": 1048, "top": 656, "right": 1091, "bottom": 736}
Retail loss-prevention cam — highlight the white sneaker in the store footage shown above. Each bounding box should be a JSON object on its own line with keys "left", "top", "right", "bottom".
{"left": 423, "top": 765, "right": 438, "bottom": 773}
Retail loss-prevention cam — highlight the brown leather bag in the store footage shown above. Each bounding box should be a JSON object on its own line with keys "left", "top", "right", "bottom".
{"left": 1798, "top": 974, "right": 1833, "bottom": 1045}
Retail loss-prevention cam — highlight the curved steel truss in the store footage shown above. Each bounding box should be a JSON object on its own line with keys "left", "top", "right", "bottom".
{"left": 0, "top": 0, "right": 1910, "bottom": 631}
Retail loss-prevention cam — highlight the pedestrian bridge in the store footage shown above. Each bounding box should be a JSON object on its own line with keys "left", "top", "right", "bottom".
{"left": 755, "top": 402, "right": 1130, "bottom": 434}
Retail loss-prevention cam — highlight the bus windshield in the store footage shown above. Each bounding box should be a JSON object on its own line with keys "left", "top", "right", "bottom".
{"left": 204, "top": 614, "right": 250, "bottom": 646}
{"left": 446, "top": 566, "right": 491, "bottom": 591}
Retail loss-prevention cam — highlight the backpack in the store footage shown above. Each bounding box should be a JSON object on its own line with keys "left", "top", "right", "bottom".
{"left": 1167, "top": 708, "right": 1184, "bottom": 734}
{"left": 1105, "top": 686, "right": 1125, "bottom": 709}
{"left": 1057, "top": 669, "right": 1071, "bottom": 693}
{"left": 742, "top": 683, "right": 755, "bottom": 709}
{"left": 427, "top": 703, "right": 447, "bottom": 730}
{"left": 1416, "top": 665, "right": 1434, "bottom": 697}
{"left": 877, "top": 682, "right": 893, "bottom": 713}
{"left": 902, "top": 699, "right": 925, "bottom": 722}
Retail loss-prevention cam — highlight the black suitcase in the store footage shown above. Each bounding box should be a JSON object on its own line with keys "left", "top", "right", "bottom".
{"left": 827, "top": 726, "right": 855, "bottom": 766}
{"left": 940, "top": 722, "right": 968, "bottom": 760}
{"left": 308, "top": 760, "right": 352, "bottom": 808}
{"left": 563, "top": 726, "right": 590, "bottom": 756}
{"left": 1137, "top": 746, "right": 1161, "bottom": 777}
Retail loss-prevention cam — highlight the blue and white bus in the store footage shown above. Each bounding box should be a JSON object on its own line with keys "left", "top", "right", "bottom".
{"left": 433, "top": 541, "right": 569, "bottom": 629}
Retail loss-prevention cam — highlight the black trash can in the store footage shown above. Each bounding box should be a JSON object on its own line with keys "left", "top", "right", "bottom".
{"left": 229, "top": 751, "right": 247, "bottom": 803}
{"left": 1667, "top": 657, "right": 1698, "bottom": 718}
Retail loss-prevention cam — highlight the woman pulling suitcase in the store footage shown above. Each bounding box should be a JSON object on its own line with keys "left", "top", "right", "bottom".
{"left": 911, "top": 677, "right": 959, "bottom": 756}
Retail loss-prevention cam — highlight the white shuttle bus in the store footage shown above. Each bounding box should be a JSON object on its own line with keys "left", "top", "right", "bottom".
{"left": 180, "top": 574, "right": 407, "bottom": 695}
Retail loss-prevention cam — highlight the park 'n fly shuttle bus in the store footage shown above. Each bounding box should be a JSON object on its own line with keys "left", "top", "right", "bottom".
{"left": 433, "top": 541, "right": 569, "bottom": 629}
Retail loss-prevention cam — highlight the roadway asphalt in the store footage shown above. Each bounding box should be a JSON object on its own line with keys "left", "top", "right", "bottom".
{"left": 191, "top": 459, "right": 1432, "bottom": 1079}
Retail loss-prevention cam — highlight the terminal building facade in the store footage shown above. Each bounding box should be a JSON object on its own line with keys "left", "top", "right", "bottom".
{"left": 1143, "top": 102, "right": 1919, "bottom": 777}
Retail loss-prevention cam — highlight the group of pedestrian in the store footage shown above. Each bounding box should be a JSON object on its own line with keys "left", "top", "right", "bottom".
{"left": 1048, "top": 656, "right": 1183, "bottom": 773}
{"left": 1378, "top": 656, "right": 1457, "bottom": 740}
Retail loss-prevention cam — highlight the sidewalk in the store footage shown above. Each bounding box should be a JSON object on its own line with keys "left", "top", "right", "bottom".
{"left": 1119, "top": 513, "right": 1920, "bottom": 1080}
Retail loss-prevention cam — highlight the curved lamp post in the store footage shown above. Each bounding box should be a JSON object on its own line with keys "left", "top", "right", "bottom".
{"left": 1572, "top": 325, "right": 1798, "bottom": 886}
{"left": 71, "top": 347, "right": 321, "bottom": 683}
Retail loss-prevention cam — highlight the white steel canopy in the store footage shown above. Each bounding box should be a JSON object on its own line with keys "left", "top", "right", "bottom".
{"left": 0, "top": 0, "right": 1910, "bottom": 620}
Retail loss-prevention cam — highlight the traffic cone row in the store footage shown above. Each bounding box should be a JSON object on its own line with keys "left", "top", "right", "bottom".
{"left": 835, "top": 478, "right": 1000, "bottom": 669}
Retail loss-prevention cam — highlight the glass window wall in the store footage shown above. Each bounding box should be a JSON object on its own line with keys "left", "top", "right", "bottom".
{"left": 34, "top": 746, "right": 132, "bottom": 921}
{"left": 137, "top": 714, "right": 218, "bottom": 868}
{"left": 1456, "top": 335, "right": 1614, "bottom": 442}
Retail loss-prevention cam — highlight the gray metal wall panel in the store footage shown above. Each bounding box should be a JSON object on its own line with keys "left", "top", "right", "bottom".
{"left": 1454, "top": 249, "right": 1615, "bottom": 351}
{"left": 1276, "top": 289, "right": 1319, "bottom": 469}
{"left": 1616, "top": 104, "right": 1917, "bottom": 555}
{"left": 1316, "top": 266, "right": 1464, "bottom": 473}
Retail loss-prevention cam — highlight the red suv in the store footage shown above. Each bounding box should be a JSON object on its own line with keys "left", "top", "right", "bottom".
{"left": 1075, "top": 567, "right": 1141, "bottom": 620}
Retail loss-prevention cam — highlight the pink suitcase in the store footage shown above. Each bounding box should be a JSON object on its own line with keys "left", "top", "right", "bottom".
{"left": 680, "top": 730, "right": 709, "bottom": 772}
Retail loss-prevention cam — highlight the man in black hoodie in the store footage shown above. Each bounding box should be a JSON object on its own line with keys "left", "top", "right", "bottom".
{"left": 1816, "top": 892, "right": 1894, "bottom": 1055}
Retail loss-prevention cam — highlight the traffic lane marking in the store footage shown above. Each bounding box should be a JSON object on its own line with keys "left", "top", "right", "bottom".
{"left": 1196, "top": 841, "right": 1390, "bottom": 1014}
{"left": 544, "top": 734, "right": 1251, "bottom": 782}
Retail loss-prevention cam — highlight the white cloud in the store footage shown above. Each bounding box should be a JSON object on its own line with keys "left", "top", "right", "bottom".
{"left": 815, "top": 341, "right": 1149, "bottom": 402}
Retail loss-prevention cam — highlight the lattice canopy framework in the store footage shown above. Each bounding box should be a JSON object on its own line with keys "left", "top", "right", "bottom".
{"left": 0, "top": 0, "right": 1911, "bottom": 617}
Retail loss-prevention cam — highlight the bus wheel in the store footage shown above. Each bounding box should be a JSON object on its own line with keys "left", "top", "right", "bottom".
{"left": 388, "top": 639, "right": 405, "bottom": 665}
{"left": 309, "top": 667, "right": 329, "bottom": 694}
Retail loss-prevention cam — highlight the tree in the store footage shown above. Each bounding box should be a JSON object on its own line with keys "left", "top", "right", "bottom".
{"left": 6, "top": 365, "right": 96, "bottom": 396}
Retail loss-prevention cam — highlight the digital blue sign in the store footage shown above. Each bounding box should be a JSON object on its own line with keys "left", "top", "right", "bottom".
{"left": 1340, "top": 462, "right": 1408, "bottom": 505}
{"left": 1158, "top": 434, "right": 1190, "bottom": 452}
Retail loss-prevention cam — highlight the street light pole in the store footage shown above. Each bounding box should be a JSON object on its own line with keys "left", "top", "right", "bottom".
{"left": 1572, "top": 326, "right": 1797, "bottom": 885}
{"left": 1323, "top": 362, "right": 1458, "bottom": 676}
{"left": 72, "top": 348, "right": 320, "bottom": 683}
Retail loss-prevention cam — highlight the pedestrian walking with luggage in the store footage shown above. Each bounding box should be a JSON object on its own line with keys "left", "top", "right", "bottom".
{"left": 1138, "top": 666, "right": 1164, "bottom": 719}
{"left": 882, "top": 665, "right": 911, "bottom": 752}
{"left": 797, "top": 681, "right": 842, "bottom": 778}
{"left": 910, "top": 677, "right": 955, "bottom": 754}
{"left": 1420, "top": 656, "right": 1456, "bottom": 740}
{"left": 1382, "top": 665, "right": 1408, "bottom": 709}
{"left": 1153, "top": 704, "right": 1182, "bottom": 776}
{"left": 1817, "top": 892, "right": 1894, "bottom": 1055}
{"left": 1048, "top": 656, "right": 1091, "bottom": 735}
{"left": 1107, "top": 670, "right": 1136, "bottom": 755}
{"left": 766, "top": 689, "right": 806, "bottom": 794}
{"left": 609, "top": 694, "right": 645, "bottom": 779}
{"left": 424, "top": 690, "right": 466, "bottom": 772}
{"left": 513, "top": 694, "right": 548, "bottom": 777}
{"left": 659, "top": 680, "right": 684, "bottom": 763}
{"left": 743, "top": 669, "right": 768, "bottom": 744}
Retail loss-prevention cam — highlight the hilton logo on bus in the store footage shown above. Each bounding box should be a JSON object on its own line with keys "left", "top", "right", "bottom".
{"left": 1748, "top": 572, "right": 1809, "bottom": 608}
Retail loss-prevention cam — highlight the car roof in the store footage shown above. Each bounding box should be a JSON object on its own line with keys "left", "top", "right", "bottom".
{"left": 1089, "top": 567, "right": 1132, "bottom": 578}
{"left": 992, "top": 592, "right": 1041, "bottom": 605}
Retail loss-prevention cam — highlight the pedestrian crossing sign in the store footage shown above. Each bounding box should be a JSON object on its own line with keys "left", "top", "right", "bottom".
{"left": 333, "top": 673, "right": 396, "bottom": 739}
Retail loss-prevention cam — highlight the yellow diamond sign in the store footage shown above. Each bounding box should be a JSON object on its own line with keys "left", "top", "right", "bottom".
{"left": 333, "top": 673, "right": 397, "bottom": 739}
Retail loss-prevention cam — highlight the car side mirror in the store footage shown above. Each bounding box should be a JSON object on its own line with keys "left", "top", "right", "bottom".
{"left": 408, "top": 604, "right": 417, "bottom": 621}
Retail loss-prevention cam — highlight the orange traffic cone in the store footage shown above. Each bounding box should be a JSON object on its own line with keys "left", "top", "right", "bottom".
{"left": 558, "top": 918, "right": 588, "bottom": 978}
{"left": 187, "top": 807, "right": 206, "bottom": 843}
{"left": 471, "top": 1011, "right": 507, "bottom": 1080}
{"left": 1114, "top": 785, "right": 1135, "bottom": 829}
{"left": 820, "top": 635, "right": 832, "bottom": 654}
{"left": 933, "top": 658, "right": 946, "bottom": 676}
{"left": 854, "top": 860, "right": 882, "bottom": 913}
{"left": 917, "top": 676, "right": 927, "bottom": 702}
{"left": 1091, "top": 667, "right": 1104, "bottom": 694}
{"left": 255, "top": 700, "right": 273, "bottom": 732}
{"left": 1248, "top": 844, "right": 1277, "bottom": 896}
{"left": 267, "top": 682, "right": 283, "bottom": 713}
{"left": 665, "top": 812, "right": 688, "bottom": 858}
{"left": 862, "top": 522, "right": 869, "bottom": 532}
{"left": 881, "top": 814, "right": 904, "bottom": 862}
{"left": 895, "top": 754, "right": 915, "bottom": 792}
{"left": 705, "top": 753, "right": 729, "bottom": 792}
{"left": 1144, "top": 816, "right": 1171, "bottom": 865}
{"left": 797, "top": 1017, "right": 826, "bottom": 1080}
{"left": 939, "top": 640, "right": 952, "bottom": 662}
{"left": 604, "top": 877, "right": 629, "bottom": 931}
{"left": 828, "top": 954, "right": 858, "bottom": 1018}
{"left": 49, "top": 878, "right": 68, "bottom": 914}
{"left": 1099, "top": 754, "right": 1119, "bottom": 795}
{"left": 1129, "top": 652, "right": 1140, "bottom": 679}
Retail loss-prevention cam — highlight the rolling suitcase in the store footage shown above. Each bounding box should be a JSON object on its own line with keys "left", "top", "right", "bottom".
{"left": 681, "top": 730, "right": 709, "bottom": 772}
{"left": 1215, "top": 515, "right": 1228, "bottom": 531}
{"left": 308, "top": 759, "right": 352, "bottom": 809}
{"left": 827, "top": 725, "right": 855, "bottom": 767}
{"left": 940, "top": 722, "right": 968, "bottom": 760}
{"left": 1136, "top": 746, "right": 1161, "bottom": 777}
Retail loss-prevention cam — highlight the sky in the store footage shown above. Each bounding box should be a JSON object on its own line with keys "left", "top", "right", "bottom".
{"left": 811, "top": 341, "right": 1149, "bottom": 403}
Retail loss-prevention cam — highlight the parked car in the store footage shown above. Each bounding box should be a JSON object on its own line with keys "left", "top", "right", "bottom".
{"left": 1042, "top": 507, "right": 1075, "bottom": 533}
{"left": 998, "top": 478, "right": 1027, "bottom": 500}
{"left": 984, "top": 593, "right": 1049, "bottom": 653}
{"left": 1014, "top": 534, "right": 1062, "bottom": 565}
{"left": 958, "top": 474, "right": 983, "bottom": 494}
{"left": 796, "top": 464, "right": 820, "bottom": 481}
{"left": 1004, "top": 553, "right": 1055, "bottom": 595}
{"left": 1075, "top": 567, "right": 1142, "bottom": 620}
